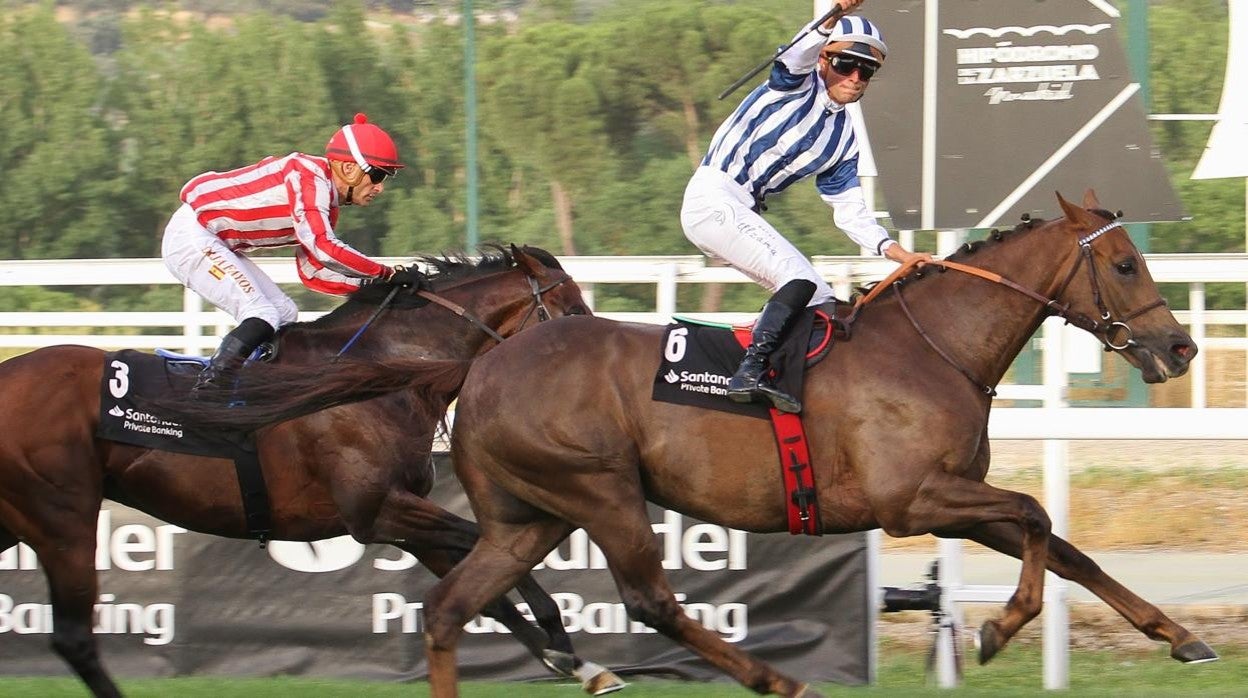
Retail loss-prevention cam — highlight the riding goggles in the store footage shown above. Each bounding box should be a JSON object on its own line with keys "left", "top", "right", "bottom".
{"left": 828, "top": 54, "right": 880, "bottom": 81}
{"left": 367, "top": 166, "right": 397, "bottom": 184}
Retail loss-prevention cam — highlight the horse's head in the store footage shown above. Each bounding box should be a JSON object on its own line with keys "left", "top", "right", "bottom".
{"left": 293, "top": 244, "right": 590, "bottom": 363}
{"left": 403, "top": 243, "right": 592, "bottom": 348}
{"left": 504, "top": 243, "right": 593, "bottom": 328}
{"left": 1052, "top": 190, "right": 1196, "bottom": 383}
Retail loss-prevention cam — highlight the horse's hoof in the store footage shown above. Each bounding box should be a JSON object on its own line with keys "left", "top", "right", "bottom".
{"left": 576, "top": 661, "right": 627, "bottom": 695}
{"left": 794, "top": 683, "right": 827, "bottom": 698}
{"left": 541, "top": 650, "right": 578, "bottom": 678}
{"left": 976, "top": 620, "right": 1006, "bottom": 665}
{"left": 1172, "top": 640, "right": 1219, "bottom": 664}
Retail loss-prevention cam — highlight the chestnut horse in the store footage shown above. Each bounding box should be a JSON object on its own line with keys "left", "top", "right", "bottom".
{"left": 410, "top": 193, "right": 1213, "bottom": 696}
{"left": 0, "top": 246, "right": 625, "bottom": 697}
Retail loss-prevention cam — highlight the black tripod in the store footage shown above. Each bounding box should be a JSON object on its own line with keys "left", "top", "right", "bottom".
{"left": 880, "top": 559, "right": 964, "bottom": 684}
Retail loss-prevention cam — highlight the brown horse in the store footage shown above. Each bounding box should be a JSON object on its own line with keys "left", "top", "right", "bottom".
{"left": 0, "top": 246, "right": 625, "bottom": 697}
{"left": 404, "top": 192, "right": 1213, "bottom": 696}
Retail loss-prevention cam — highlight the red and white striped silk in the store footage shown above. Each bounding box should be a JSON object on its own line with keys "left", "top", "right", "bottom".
{"left": 179, "top": 153, "right": 384, "bottom": 295}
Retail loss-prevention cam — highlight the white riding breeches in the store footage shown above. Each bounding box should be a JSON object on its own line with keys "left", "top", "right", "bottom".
{"left": 162, "top": 204, "right": 299, "bottom": 330}
{"left": 680, "top": 167, "right": 835, "bottom": 306}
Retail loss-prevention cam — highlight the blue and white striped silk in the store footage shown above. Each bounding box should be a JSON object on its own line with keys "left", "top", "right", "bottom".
{"left": 701, "top": 17, "right": 862, "bottom": 202}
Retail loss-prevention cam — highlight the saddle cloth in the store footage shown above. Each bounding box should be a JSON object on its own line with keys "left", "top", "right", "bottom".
{"left": 97, "top": 349, "right": 249, "bottom": 458}
{"left": 651, "top": 307, "right": 823, "bottom": 419}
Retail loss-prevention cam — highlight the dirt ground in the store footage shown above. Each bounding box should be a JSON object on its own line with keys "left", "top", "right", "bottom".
{"left": 878, "top": 439, "right": 1248, "bottom": 652}
{"left": 880, "top": 604, "right": 1248, "bottom": 655}
{"left": 882, "top": 439, "right": 1248, "bottom": 553}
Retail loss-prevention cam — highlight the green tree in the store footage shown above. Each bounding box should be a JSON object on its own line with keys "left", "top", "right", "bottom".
{"left": 1147, "top": 0, "right": 1242, "bottom": 309}
{"left": 478, "top": 21, "right": 618, "bottom": 255}
{"left": 0, "top": 6, "right": 123, "bottom": 259}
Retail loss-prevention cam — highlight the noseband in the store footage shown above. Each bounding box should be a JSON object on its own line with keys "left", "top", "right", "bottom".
{"left": 878, "top": 221, "right": 1167, "bottom": 395}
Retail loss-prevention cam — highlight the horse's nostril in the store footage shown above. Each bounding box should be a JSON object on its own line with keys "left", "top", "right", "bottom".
{"left": 1173, "top": 343, "right": 1197, "bottom": 360}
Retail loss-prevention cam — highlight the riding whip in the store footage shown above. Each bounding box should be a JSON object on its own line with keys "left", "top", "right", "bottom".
{"left": 716, "top": 5, "right": 846, "bottom": 101}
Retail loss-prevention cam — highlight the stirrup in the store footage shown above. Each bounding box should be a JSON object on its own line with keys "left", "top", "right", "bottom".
{"left": 757, "top": 383, "right": 802, "bottom": 414}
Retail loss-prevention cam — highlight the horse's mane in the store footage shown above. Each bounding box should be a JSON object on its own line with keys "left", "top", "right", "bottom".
{"left": 303, "top": 244, "right": 561, "bottom": 329}
{"left": 940, "top": 208, "right": 1116, "bottom": 265}
{"left": 941, "top": 216, "right": 1047, "bottom": 264}
{"left": 855, "top": 210, "right": 1122, "bottom": 302}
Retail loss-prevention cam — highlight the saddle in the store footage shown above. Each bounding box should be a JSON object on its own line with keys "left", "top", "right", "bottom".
{"left": 97, "top": 349, "right": 273, "bottom": 542}
{"left": 651, "top": 301, "right": 850, "bottom": 418}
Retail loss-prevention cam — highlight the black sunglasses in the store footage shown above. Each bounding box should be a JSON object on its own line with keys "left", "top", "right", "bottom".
{"left": 367, "top": 167, "right": 396, "bottom": 184}
{"left": 828, "top": 54, "right": 879, "bottom": 81}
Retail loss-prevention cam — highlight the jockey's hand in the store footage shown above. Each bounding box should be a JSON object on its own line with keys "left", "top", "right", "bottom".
{"left": 387, "top": 267, "right": 426, "bottom": 289}
{"left": 883, "top": 242, "right": 934, "bottom": 267}
{"left": 820, "top": 0, "right": 864, "bottom": 29}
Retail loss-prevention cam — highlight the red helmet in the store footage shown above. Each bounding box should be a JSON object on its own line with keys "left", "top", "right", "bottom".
{"left": 325, "top": 113, "right": 404, "bottom": 174}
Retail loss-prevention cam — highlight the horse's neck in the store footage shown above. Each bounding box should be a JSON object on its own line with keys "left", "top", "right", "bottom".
{"left": 278, "top": 296, "right": 505, "bottom": 363}
{"left": 886, "top": 225, "right": 1080, "bottom": 389}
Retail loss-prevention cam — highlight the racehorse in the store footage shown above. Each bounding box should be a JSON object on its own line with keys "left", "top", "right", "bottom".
{"left": 0, "top": 245, "right": 624, "bottom": 697}
{"left": 404, "top": 192, "right": 1213, "bottom": 696}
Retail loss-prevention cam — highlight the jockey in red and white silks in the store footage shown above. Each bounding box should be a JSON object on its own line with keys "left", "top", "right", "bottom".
{"left": 166, "top": 152, "right": 384, "bottom": 323}
{"left": 162, "top": 113, "right": 409, "bottom": 391}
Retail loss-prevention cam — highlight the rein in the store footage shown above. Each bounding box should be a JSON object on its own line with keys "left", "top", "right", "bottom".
{"left": 856, "top": 222, "right": 1168, "bottom": 395}
{"left": 334, "top": 265, "right": 572, "bottom": 357}
{"left": 416, "top": 290, "right": 506, "bottom": 343}
{"left": 334, "top": 285, "right": 402, "bottom": 360}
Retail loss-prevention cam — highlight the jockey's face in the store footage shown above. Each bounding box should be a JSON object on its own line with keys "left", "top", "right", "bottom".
{"left": 819, "top": 52, "right": 879, "bottom": 105}
{"left": 331, "top": 161, "right": 387, "bottom": 206}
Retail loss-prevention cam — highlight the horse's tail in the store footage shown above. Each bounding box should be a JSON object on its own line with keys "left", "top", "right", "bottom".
{"left": 147, "top": 358, "right": 473, "bottom": 432}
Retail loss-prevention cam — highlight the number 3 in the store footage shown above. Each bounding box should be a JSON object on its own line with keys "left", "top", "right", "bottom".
{"left": 108, "top": 360, "right": 130, "bottom": 398}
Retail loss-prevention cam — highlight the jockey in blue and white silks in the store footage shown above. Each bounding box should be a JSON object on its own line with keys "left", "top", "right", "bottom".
{"left": 681, "top": 0, "right": 931, "bottom": 414}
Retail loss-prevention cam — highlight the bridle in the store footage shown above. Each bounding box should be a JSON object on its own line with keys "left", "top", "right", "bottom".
{"left": 861, "top": 220, "right": 1168, "bottom": 396}
{"left": 334, "top": 264, "right": 573, "bottom": 358}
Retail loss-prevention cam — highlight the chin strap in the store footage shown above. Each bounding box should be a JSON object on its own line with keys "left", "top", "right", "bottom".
{"left": 330, "top": 160, "right": 365, "bottom": 205}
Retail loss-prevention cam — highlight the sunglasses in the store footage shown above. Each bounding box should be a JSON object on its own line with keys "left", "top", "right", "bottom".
{"left": 827, "top": 54, "right": 879, "bottom": 81}
{"left": 367, "top": 167, "right": 396, "bottom": 184}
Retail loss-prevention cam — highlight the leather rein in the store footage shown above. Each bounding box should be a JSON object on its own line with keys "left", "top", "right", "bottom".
{"left": 856, "top": 221, "right": 1168, "bottom": 396}
{"left": 335, "top": 266, "right": 572, "bottom": 357}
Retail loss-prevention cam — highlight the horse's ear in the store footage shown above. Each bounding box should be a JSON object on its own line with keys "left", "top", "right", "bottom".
{"left": 1055, "top": 191, "right": 1083, "bottom": 222}
{"left": 510, "top": 244, "right": 548, "bottom": 278}
{"left": 1081, "top": 188, "right": 1101, "bottom": 210}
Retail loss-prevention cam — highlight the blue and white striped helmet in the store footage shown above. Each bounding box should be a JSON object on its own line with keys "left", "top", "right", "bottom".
{"left": 824, "top": 15, "right": 887, "bottom": 62}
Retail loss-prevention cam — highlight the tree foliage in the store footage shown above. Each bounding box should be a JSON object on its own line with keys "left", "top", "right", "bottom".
{"left": 0, "top": 1, "right": 1238, "bottom": 312}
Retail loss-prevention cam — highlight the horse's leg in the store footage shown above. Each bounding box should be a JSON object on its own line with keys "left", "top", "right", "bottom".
{"left": 43, "top": 543, "right": 121, "bottom": 698}
{"left": 0, "top": 447, "right": 118, "bottom": 698}
{"left": 580, "top": 508, "right": 812, "bottom": 697}
{"left": 373, "top": 490, "right": 623, "bottom": 693}
{"left": 886, "top": 471, "right": 1051, "bottom": 664}
{"left": 1, "top": 503, "right": 118, "bottom": 697}
{"left": 955, "top": 522, "right": 1217, "bottom": 663}
{"left": 423, "top": 514, "right": 576, "bottom": 698}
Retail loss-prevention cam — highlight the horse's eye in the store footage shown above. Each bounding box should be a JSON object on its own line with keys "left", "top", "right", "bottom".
{"left": 1115, "top": 260, "right": 1136, "bottom": 275}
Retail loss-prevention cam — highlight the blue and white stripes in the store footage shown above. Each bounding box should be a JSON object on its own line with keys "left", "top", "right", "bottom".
{"left": 701, "top": 64, "right": 860, "bottom": 201}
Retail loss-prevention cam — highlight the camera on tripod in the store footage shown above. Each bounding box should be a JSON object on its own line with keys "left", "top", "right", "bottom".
{"left": 880, "top": 559, "right": 942, "bottom": 613}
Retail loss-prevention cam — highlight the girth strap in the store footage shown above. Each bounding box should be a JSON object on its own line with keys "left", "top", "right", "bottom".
{"left": 731, "top": 327, "right": 821, "bottom": 535}
{"left": 231, "top": 435, "right": 272, "bottom": 546}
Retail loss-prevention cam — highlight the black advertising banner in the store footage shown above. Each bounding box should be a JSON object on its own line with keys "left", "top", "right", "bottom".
{"left": 865, "top": 0, "right": 1185, "bottom": 229}
{"left": 0, "top": 455, "right": 870, "bottom": 686}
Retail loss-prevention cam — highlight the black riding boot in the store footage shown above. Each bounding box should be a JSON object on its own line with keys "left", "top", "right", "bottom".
{"left": 193, "top": 317, "right": 274, "bottom": 395}
{"left": 726, "top": 280, "right": 815, "bottom": 413}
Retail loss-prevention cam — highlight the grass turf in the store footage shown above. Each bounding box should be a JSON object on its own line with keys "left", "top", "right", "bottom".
{"left": 2, "top": 644, "right": 1244, "bottom": 696}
